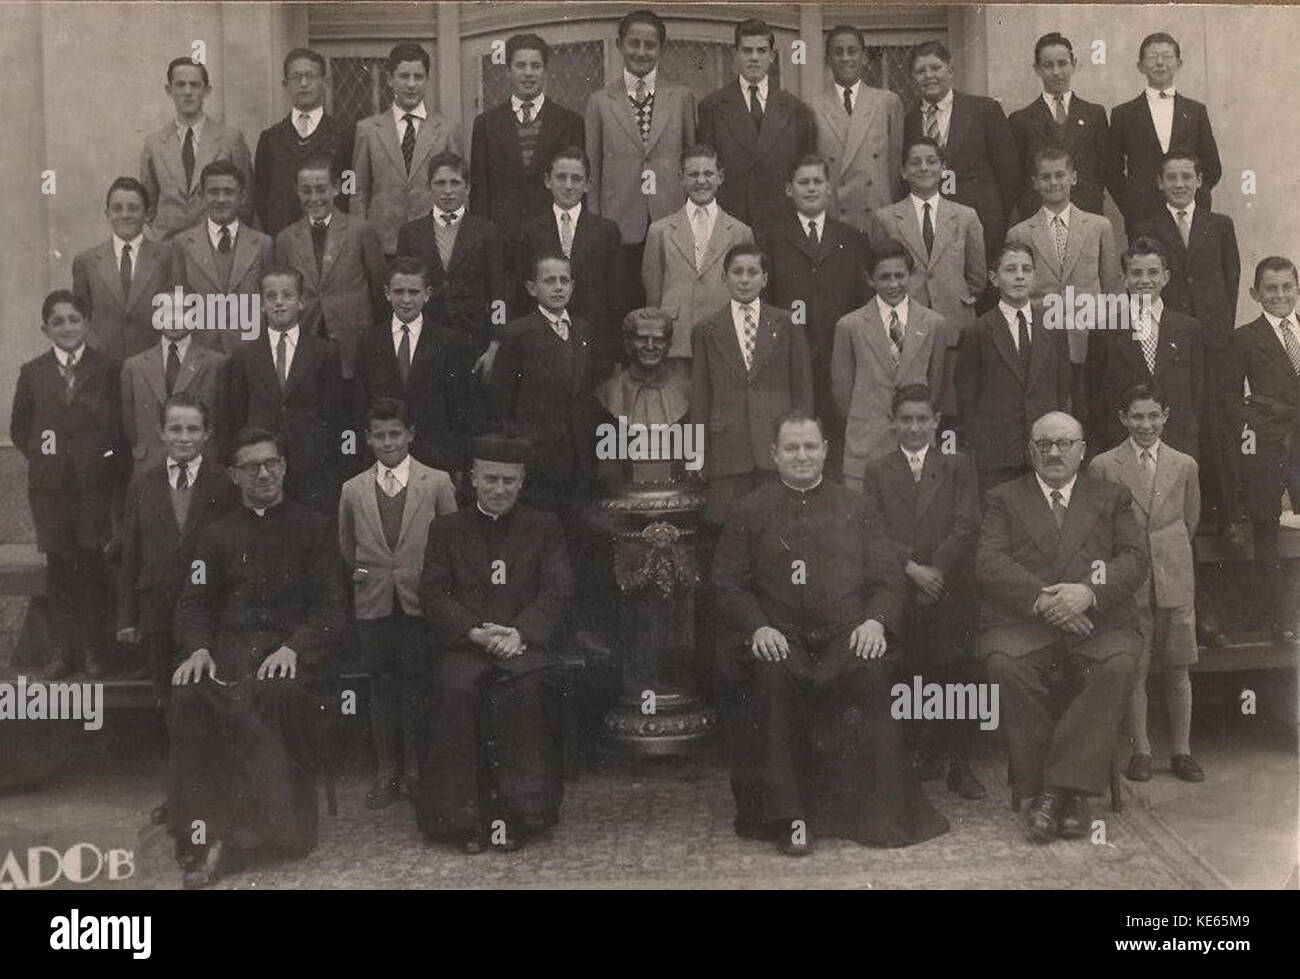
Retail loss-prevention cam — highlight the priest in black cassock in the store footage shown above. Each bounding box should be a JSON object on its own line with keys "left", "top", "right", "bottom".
{"left": 417, "top": 435, "right": 573, "bottom": 852}
{"left": 712, "top": 409, "right": 949, "bottom": 855}
{"left": 168, "top": 427, "right": 345, "bottom": 888}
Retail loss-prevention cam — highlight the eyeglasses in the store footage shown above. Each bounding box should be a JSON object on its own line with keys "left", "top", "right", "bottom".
{"left": 1031, "top": 438, "right": 1082, "bottom": 454}
{"left": 232, "top": 457, "right": 286, "bottom": 476}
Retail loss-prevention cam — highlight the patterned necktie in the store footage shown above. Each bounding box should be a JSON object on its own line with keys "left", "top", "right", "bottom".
{"left": 1050, "top": 489, "right": 1066, "bottom": 531}
{"left": 402, "top": 113, "right": 417, "bottom": 173}
{"left": 1017, "top": 310, "right": 1032, "bottom": 369}
{"left": 888, "top": 309, "right": 904, "bottom": 364}
{"left": 519, "top": 99, "right": 534, "bottom": 125}
{"left": 924, "top": 102, "right": 940, "bottom": 143}
{"left": 806, "top": 219, "right": 819, "bottom": 248}
{"left": 218, "top": 225, "right": 232, "bottom": 254}
{"left": 120, "top": 242, "right": 133, "bottom": 299}
{"left": 748, "top": 84, "right": 764, "bottom": 132}
{"left": 60, "top": 354, "right": 76, "bottom": 402}
{"left": 165, "top": 340, "right": 181, "bottom": 394}
{"left": 1139, "top": 312, "right": 1158, "bottom": 374}
{"left": 175, "top": 461, "right": 190, "bottom": 491}
{"left": 1052, "top": 214, "right": 1068, "bottom": 268}
{"left": 382, "top": 468, "right": 399, "bottom": 497}
{"left": 182, "top": 126, "right": 195, "bottom": 190}
{"left": 296, "top": 112, "right": 311, "bottom": 138}
{"left": 1053, "top": 94, "right": 1067, "bottom": 126}
{"left": 550, "top": 314, "right": 570, "bottom": 342}
{"left": 275, "top": 331, "right": 289, "bottom": 388}
{"left": 740, "top": 307, "right": 757, "bottom": 370}
{"left": 908, "top": 452, "right": 923, "bottom": 483}
{"left": 1278, "top": 317, "right": 1300, "bottom": 376}
{"left": 632, "top": 79, "right": 651, "bottom": 144}
{"left": 1139, "top": 448, "right": 1156, "bottom": 501}
{"left": 397, "top": 324, "right": 411, "bottom": 383}
{"left": 311, "top": 219, "right": 328, "bottom": 272}
{"left": 559, "top": 211, "right": 574, "bottom": 257}
{"left": 692, "top": 207, "right": 708, "bottom": 271}
{"left": 1176, "top": 209, "right": 1191, "bottom": 248}
{"left": 922, "top": 202, "right": 934, "bottom": 257}
{"left": 843, "top": 86, "right": 853, "bottom": 116}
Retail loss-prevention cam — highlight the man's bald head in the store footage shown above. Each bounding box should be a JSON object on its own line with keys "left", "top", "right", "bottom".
{"left": 1028, "top": 411, "right": 1085, "bottom": 487}
{"left": 1030, "top": 411, "right": 1083, "bottom": 441}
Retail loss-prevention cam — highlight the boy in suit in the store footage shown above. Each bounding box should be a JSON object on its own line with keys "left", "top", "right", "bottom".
{"left": 512, "top": 146, "right": 625, "bottom": 381}
{"left": 355, "top": 258, "right": 474, "bottom": 477}
{"left": 470, "top": 33, "right": 585, "bottom": 244}
{"left": 642, "top": 143, "right": 754, "bottom": 363}
{"left": 954, "top": 242, "right": 1071, "bottom": 492}
{"left": 874, "top": 135, "right": 984, "bottom": 418}
{"left": 861, "top": 383, "right": 985, "bottom": 798}
{"left": 1107, "top": 32, "right": 1222, "bottom": 230}
{"left": 139, "top": 57, "right": 253, "bottom": 239}
{"left": 170, "top": 159, "right": 274, "bottom": 355}
{"left": 1226, "top": 257, "right": 1300, "bottom": 644}
{"left": 10, "top": 291, "right": 126, "bottom": 679}
{"left": 759, "top": 154, "right": 876, "bottom": 480}
{"left": 691, "top": 243, "right": 813, "bottom": 524}
{"left": 254, "top": 48, "right": 354, "bottom": 238}
{"left": 585, "top": 9, "right": 696, "bottom": 311}
{"left": 340, "top": 397, "right": 457, "bottom": 809}
{"left": 814, "top": 25, "right": 905, "bottom": 231}
{"left": 73, "top": 177, "right": 171, "bottom": 364}
{"left": 832, "top": 242, "right": 952, "bottom": 491}
{"left": 1008, "top": 33, "right": 1110, "bottom": 219}
{"left": 223, "top": 269, "right": 345, "bottom": 517}
{"left": 353, "top": 42, "right": 461, "bottom": 256}
{"left": 1091, "top": 384, "right": 1203, "bottom": 783}
{"left": 698, "top": 19, "right": 818, "bottom": 235}
{"left": 274, "top": 157, "right": 387, "bottom": 381}
{"left": 1131, "top": 150, "right": 1240, "bottom": 528}
{"left": 905, "top": 41, "right": 1020, "bottom": 264}
{"left": 1006, "top": 145, "right": 1122, "bottom": 413}
{"left": 121, "top": 298, "right": 224, "bottom": 477}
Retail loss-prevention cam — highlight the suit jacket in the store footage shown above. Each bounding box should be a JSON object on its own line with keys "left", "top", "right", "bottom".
{"left": 72, "top": 238, "right": 172, "bottom": 364}
{"left": 813, "top": 83, "right": 905, "bottom": 230}
{"left": 1006, "top": 206, "right": 1122, "bottom": 364}
{"left": 489, "top": 310, "right": 595, "bottom": 488}
{"left": 470, "top": 98, "right": 585, "bottom": 242}
{"left": 1225, "top": 314, "right": 1300, "bottom": 442}
{"left": 169, "top": 220, "right": 274, "bottom": 354}
{"left": 354, "top": 319, "right": 474, "bottom": 473}
{"left": 697, "top": 81, "right": 818, "bottom": 233}
{"left": 1087, "top": 306, "right": 1203, "bottom": 455}
{"left": 1090, "top": 440, "right": 1199, "bottom": 608}
{"left": 512, "top": 207, "right": 625, "bottom": 377}
{"left": 832, "top": 300, "right": 951, "bottom": 482}
{"left": 117, "top": 458, "right": 236, "bottom": 635}
{"left": 975, "top": 472, "right": 1148, "bottom": 658}
{"left": 690, "top": 302, "right": 813, "bottom": 478}
{"left": 352, "top": 109, "right": 461, "bottom": 253}
{"left": 904, "top": 91, "right": 1020, "bottom": 255}
{"left": 396, "top": 212, "right": 505, "bottom": 350}
{"left": 121, "top": 340, "right": 225, "bottom": 476}
{"left": 10, "top": 347, "right": 126, "bottom": 552}
{"left": 1107, "top": 92, "right": 1222, "bottom": 228}
{"left": 139, "top": 116, "right": 254, "bottom": 238}
{"left": 1130, "top": 207, "right": 1240, "bottom": 346}
{"left": 1008, "top": 94, "right": 1110, "bottom": 218}
{"left": 585, "top": 80, "right": 695, "bottom": 244}
{"left": 339, "top": 458, "right": 457, "bottom": 619}
{"left": 253, "top": 111, "right": 354, "bottom": 237}
{"left": 642, "top": 204, "right": 753, "bottom": 359}
{"left": 273, "top": 209, "right": 387, "bottom": 378}
{"left": 419, "top": 503, "right": 574, "bottom": 652}
{"left": 222, "top": 328, "right": 345, "bottom": 475}
{"left": 954, "top": 305, "right": 1072, "bottom": 472}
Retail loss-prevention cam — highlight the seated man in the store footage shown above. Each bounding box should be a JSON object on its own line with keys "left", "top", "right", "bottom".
{"left": 712, "top": 409, "right": 949, "bottom": 856}
{"left": 168, "top": 427, "right": 345, "bottom": 888}
{"left": 417, "top": 435, "right": 573, "bottom": 853}
{"left": 976, "top": 411, "right": 1147, "bottom": 843}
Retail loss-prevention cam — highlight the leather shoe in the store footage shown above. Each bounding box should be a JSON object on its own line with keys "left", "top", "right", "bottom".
{"left": 1171, "top": 753, "right": 1205, "bottom": 782}
{"left": 150, "top": 802, "right": 168, "bottom": 825}
{"left": 365, "top": 777, "right": 401, "bottom": 809}
{"left": 778, "top": 827, "right": 816, "bottom": 858}
{"left": 1125, "top": 753, "right": 1153, "bottom": 782}
{"left": 1272, "top": 627, "right": 1300, "bottom": 648}
{"left": 946, "top": 760, "right": 987, "bottom": 800}
{"left": 181, "top": 839, "right": 224, "bottom": 889}
{"left": 1058, "top": 793, "right": 1090, "bottom": 839}
{"left": 1022, "top": 790, "right": 1063, "bottom": 843}
{"left": 42, "top": 657, "right": 72, "bottom": 681}
{"left": 493, "top": 829, "right": 529, "bottom": 853}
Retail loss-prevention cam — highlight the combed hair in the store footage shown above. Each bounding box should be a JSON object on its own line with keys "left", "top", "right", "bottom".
{"left": 506, "top": 33, "right": 550, "bottom": 66}
{"left": 891, "top": 383, "right": 937, "bottom": 416}
{"left": 283, "top": 48, "right": 326, "bottom": 78}
{"left": 105, "top": 176, "right": 151, "bottom": 212}
{"left": 1254, "top": 255, "right": 1299, "bottom": 290}
{"left": 227, "top": 426, "right": 286, "bottom": 466}
{"left": 366, "top": 396, "right": 412, "bottom": 428}
{"left": 387, "top": 42, "right": 429, "bottom": 74}
{"left": 1118, "top": 382, "right": 1170, "bottom": 413}
{"left": 771, "top": 408, "right": 825, "bottom": 443}
{"left": 158, "top": 390, "right": 213, "bottom": 430}
{"left": 42, "top": 289, "right": 88, "bottom": 324}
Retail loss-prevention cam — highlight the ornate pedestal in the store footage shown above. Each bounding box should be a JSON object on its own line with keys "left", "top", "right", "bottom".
{"left": 590, "top": 477, "right": 718, "bottom": 755}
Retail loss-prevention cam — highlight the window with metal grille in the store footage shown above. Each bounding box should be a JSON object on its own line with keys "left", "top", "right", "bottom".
{"left": 862, "top": 44, "right": 927, "bottom": 113}
{"left": 658, "top": 40, "right": 780, "bottom": 102}
{"left": 479, "top": 40, "right": 605, "bottom": 116}
{"left": 326, "top": 53, "right": 442, "bottom": 135}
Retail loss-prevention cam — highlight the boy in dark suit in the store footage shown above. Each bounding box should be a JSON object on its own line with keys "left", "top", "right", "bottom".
{"left": 254, "top": 48, "right": 354, "bottom": 237}
{"left": 511, "top": 146, "right": 624, "bottom": 382}
{"left": 10, "top": 291, "right": 126, "bottom": 679}
{"left": 222, "top": 269, "right": 345, "bottom": 516}
{"left": 954, "top": 242, "right": 1071, "bottom": 493}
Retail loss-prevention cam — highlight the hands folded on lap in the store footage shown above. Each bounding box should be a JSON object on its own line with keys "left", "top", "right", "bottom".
{"left": 470, "top": 623, "right": 525, "bottom": 659}
{"left": 1034, "top": 582, "right": 1096, "bottom": 636}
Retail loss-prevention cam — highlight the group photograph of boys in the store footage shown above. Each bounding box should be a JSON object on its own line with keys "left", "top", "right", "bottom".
{"left": 0, "top": 1, "right": 1296, "bottom": 899}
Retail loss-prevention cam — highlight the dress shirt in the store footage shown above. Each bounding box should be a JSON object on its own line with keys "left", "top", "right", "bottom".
{"left": 1263, "top": 310, "right": 1300, "bottom": 351}
{"left": 538, "top": 306, "right": 572, "bottom": 339}
{"left": 740, "top": 75, "right": 769, "bottom": 112}
{"left": 268, "top": 324, "right": 300, "bottom": 376}
{"left": 799, "top": 211, "right": 826, "bottom": 241}
{"left": 1035, "top": 472, "right": 1078, "bottom": 508}
{"left": 1041, "top": 90, "right": 1073, "bottom": 117}
{"left": 432, "top": 205, "right": 466, "bottom": 225}
{"left": 511, "top": 93, "right": 546, "bottom": 122}
{"left": 625, "top": 69, "right": 657, "bottom": 98}
{"left": 1130, "top": 438, "right": 1161, "bottom": 465}
{"left": 1145, "top": 87, "right": 1177, "bottom": 152}
{"left": 168, "top": 455, "right": 202, "bottom": 489}
{"left": 903, "top": 442, "right": 930, "bottom": 472}
{"left": 922, "top": 89, "right": 954, "bottom": 145}
{"left": 162, "top": 333, "right": 192, "bottom": 364}
{"left": 689, "top": 199, "right": 718, "bottom": 239}
{"left": 112, "top": 233, "right": 146, "bottom": 267}
{"left": 1041, "top": 202, "right": 1073, "bottom": 228}
{"left": 174, "top": 115, "right": 206, "bottom": 144}
{"left": 877, "top": 295, "right": 910, "bottom": 338}
{"left": 730, "top": 299, "right": 761, "bottom": 355}
{"left": 376, "top": 454, "right": 412, "bottom": 492}
{"left": 1131, "top": 296, "right": 1164, "bottom": 347}
{"left": 1166, "top": 200, "right": 1196, "bottom": 226}
{"left": 207, "top": 217, "right": 240, "bottom": 251}
{"left": 998, "top": 300, "right": 1034, "bottom": 352}
{"left": 911, "top": 192, "right": 941, "bottom": 230}
{"left": 392, "top": 101, "right": 428, "bottom": 133}
{"left": 836, "top": 80, "right": 862, "bottom": 114}
{"left": 392, "top": 313, "right": 423, "bottom": 358}
{"left": 54, "top": 345, "right": 86, "bottom": 369}
{"left": 293, "top": 106, "right": 324, "bottom": 138}
{"left": 554, "top": 201, "right": 583, "bottom": 237}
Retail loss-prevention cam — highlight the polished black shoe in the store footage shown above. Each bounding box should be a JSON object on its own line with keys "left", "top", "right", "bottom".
{"left": 1022, "top": 790, "right": 1063, "bottom": 843}
{"left": 1125, "top": 753, "right": 1153, "bottom": 782}
{"left": 493, "top": 829, "right": 529, "bottom": 853}
{"left": 150, "top": 802, "right": 169, "bottom": 825}
{"left": 181, "top": 839, "right": 224, "bottom": 889}
{"left": 364, "top": 777, "right": 401, "bottom": 809}
{"left": 946, "top": 760, "right": 987, "bottom": 800}
{"left": 778, "top": 826, "right": 816, "bottom": 857}
{"left": 1058, "top": 793, "right": 1090, "bottom": 839}
{"left": 1171, "top": 753, "right": 1205, "bottom": 782}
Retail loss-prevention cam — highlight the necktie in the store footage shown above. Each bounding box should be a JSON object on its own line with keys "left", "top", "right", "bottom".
{"left": 550, "top": 315, "right": 569, "bottom": 342}
{"left": 402, "top": 113, "right": 417, "bottom": 173}
{"left": 275, "top": 331, "right": 289, "bottom": 388}
{"left": 1051, "top": 214, "right": 1067, "bottom": 267}
{"left": 182, "top": 126, "right": 195, "bottom": 190}
{"left": 1017, "top": 310, "right": 1032, "bottom": 368}
{"left": 519, "top": 99, "right": 534, "bottom": 125}
{"left": 843, "top": 86, "right": 853, "bottom": 116}
{"left": 924, "top": 102, "right": 940, "bottom": 143}
{"left": 632, "top": 79, "right": 651, "bottom": 144}
{"left": 1139, "top": 313, "right": 1158, "bottom": 374}
{"left": 442, "top": 212, "right": 457, "bottom": 227}
{"left": 176, "top": 461, "right": 190, "bottom": 491}
{"left": 382, "top": 469, "right": 399, "bottom": 497}
{"left": 740, "top": 307, "right": 757, "bottom": 370}
{"left": 311, "top": 219, "right": 328, "bottom": 272}
{"left": 1175, "top": 209, "right": 1191, "bottom": 248}
{"left": 806, "top": 219, "right": 819, "bottom": 248}
{"left": 909, "top": 452, "right": 923, "bottom": 483}
{"left": 1053, "top": 94, "right": 1067, "bottom": 125}
{"left": 218, "top": 225, "right": 232, "bottom": 254}
{"left": 397, "top": 324, "right": 411, "bottom": 383}
{"left": 1050, "top": 489, "right": 1066, "bottom": 531}
{"left": 748, "top": 84, "right": 764, "bottom": 132}
{"left": 922, "top": 202, "right": 934, "bottom": 257}
{"left": 165, "top": 341, "right": 181, "bottom": 394}
{"left": 1278, "top": 318, "right": 1300, "bottom": 376}
{"left": 888, "top": 309, "right": 904, "bottom": 363}
{"left": 61, "top": 354, "right": 76, "bottom": 402}
{"left": 1139, "top": 448, "right": 1156, "bottom": 500}
{"left": 296, "top": 112, "right": 311, "bottom": 138}
{"left": 120, "top": 242, "right": 133, "bottom": 299}
{"left": 559, "top": 211, "right": 574, "bottom": 257}
{"left": 692, "top": 207, "right": 708, "bottom": 271}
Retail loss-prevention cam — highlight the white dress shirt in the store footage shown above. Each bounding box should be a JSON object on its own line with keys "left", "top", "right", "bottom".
{"left": 1132, "top": 296, "right": 1164, "bottom": 348}
{"left": 268, "top": 324, "right": 299, "bottom": 376}
{"left": 740, "top": 75, "right": 769, "bottom": 112}
{"left": 1130, "top": 437, "right": 1161, "bottom": 465}
{"left": 999, "top": 300, "right": 1034, "bottom": 352}
{"left": 1264, "top": 310, "right": 1300, "bottom": 351}
{"left": 432, "top": 204, "right": 466, "bottom": 226}
{"left": 168, "top": 455, "right": 202, "bottom": 490}
{"left": 625, "top": 69, "right": 657, "bottom": 98}
{"left": 392, "top": 101, "right": 428, "bottom": 133}
{"left": 175, "top": 115, "right": 206, "bottom": 143}
{"left": 1145, "top": 86, "right": 1177, "bottom": 153}
{"left": 112, "top": 233, "right": 146, "bottom": 268}
{"left": 1041, "top": 90, "right": 1073, "bottom": 118}
{"left": 392, "top": 313, "right": 423, "bottom": 358}
{"left": 161, "top": 333, "right": 191, "bottom": 365}
{"left": 55, "top": 344, "right": 86, "bottom": 369}
{"left": 1041, "top": 202, "right": 1073, "bottom": 227}
{"left": 538, "top": 306, "right": 572, "bottom": 339}
{"left": 799, "top": 211, "right": 826, "bottom": 241}
{"left": 922, "top": 89, "right": 954, "bottom": 145}
{"left": 376, "top": 454, "right": 412, "bottom": 494}
{"left": 911, "top": 192, "right": 941, "bottom": 231}
{"left": 554, "top": 201, "right": 583, "bottom": 239}
{"left": 903, "top": 441, "right": 929, "bottom": 475}
{"left": 1035, "top": 472, "right": 1078, "bottom": 508}
{"left": 836, "top": 80, "right": 862, "bottom": 114}
{"left": 207, "top": 217, "right": 240, "bottom": 251}
{"left": 689, "top": 199, "right": 718, "bottom": 239}
{"left": 293, "top": 105, "right": 324, "bottom": 138}
{"left": 1167, "top": 199, "right": 1196, "bottom": 226}
{"left": 877, "top": 294, "right": 910, "bottom": 339}
{"left": 511, "top": 92, "right": 546, "bottom": 122}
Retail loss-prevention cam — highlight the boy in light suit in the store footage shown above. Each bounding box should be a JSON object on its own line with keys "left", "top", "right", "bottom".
{"left": 340, "top": 397, "right": 457, "bottom": 808}
{"left": 1090, "top": 384, "right": 1203, "bottom": 783}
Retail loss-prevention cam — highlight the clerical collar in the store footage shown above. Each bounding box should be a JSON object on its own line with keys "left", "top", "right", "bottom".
{"left": 246, "top": 498, "right": 284, "bottom": 518}
{"left": 476, "top": 502, "right": 512, "bottom": 522}
{"left": 781, "top": 476, "right": 824, "bottom": 493}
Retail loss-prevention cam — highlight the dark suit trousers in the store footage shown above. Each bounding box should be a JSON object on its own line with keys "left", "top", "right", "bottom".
{"left": 1243, "top": 432, "right": 1300, "bottom": 627}
{"left": 142, "top": 630, "right": 174, "bottom": 704}
{"left": 623, "top": 240, "right": 647, "bottom": 314}
{"left": 1200, "top": 357, "right": 1240, "bottom": 524}
{"left": 416, "top": 645, "right": 563, "bottom": 839}
{"left": 987, "top": 638, "right": 1135, "bottom": 797}
{"left": 167, "top": 677, "right": 324, "bottom": 856}
{"left": 45, "top": 549, "right": 111, "bottom": 665}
